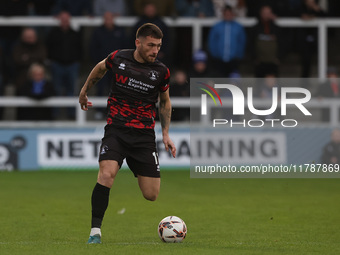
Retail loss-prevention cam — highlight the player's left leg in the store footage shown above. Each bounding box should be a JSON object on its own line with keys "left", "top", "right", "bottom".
{"left": 88, "top": 160, "right": 120, "bottom": 244}
{"left": 137, "top": 175, "right": 160, "bottom": 201}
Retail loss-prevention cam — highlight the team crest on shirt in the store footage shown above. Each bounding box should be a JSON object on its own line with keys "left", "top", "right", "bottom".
{"left": 119, "top": 63, "right": 126, "bottom": 70}
{"left": 148, "top": 70, "right": 159, "bottom": 81}
{"left": 100, "top": 145, "right": 109, "bottom": 155}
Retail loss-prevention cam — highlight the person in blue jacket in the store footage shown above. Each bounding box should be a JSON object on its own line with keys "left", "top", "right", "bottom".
{"left": 208, "top": 5, "right": 246, "bottom": 77}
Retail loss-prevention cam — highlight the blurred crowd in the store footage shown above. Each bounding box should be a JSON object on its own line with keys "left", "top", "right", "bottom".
{"left": 0, "top": 0, "right": 340, "bottom": 121}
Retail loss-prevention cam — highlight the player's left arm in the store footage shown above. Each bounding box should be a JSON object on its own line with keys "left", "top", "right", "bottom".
{"left": 159, "top": 90, "right": 176, "bottom": 158}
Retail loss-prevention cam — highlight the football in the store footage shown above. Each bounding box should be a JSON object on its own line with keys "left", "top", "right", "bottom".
{"left": 158, "top": 216, "right": 187, "bottom": 243}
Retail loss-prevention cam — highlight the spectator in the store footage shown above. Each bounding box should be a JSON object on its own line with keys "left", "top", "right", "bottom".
{"left": 245, "top": 0, "right": 262, "bottom": 17}
{"left": 16, "top": 63, "right": 55, "bottom": 120}
{"left": 46, "top": 11, "right": 81, "bottom": 119}
{"left": 0, "top": 0, "right": 28, "bottom": 15}
{"left": 212, "top": 0, "right": 247, "bottom": 18}
{"left": 46, "top": 11, "right": 81, "bottom": 96}
{"left": 93, "top": 0, "right": 127, "bottom": 16}
{"left": 317, "top": 67, "right": 340, "bottom": 122}
{"left": 259, "top": 73, "right": 278, "bottom": 98}
{"left": 257, "top": 73, "right": 280, "bottom": 119}
{"left": 208, "top": 5, "right": 246, "bottom": 77}
{"left": 169, "top": 69, "right": 190, "bottom": 121}
{"left": 133, "top": 3, "right": 169, "bottom": 64}
{"left": 317, "top": 67, "right": 340, "bottom": 98}
{"left": 246, "top": 0, "right": 302, "bottom": 17}
{"left": 176, "top": 0, "right": 215, "bottom": 17}
{"left": 249, "top": 5, "right": 281, "bottom": 77}
{"left": 134, "top": 0, "right": 175, "bottom": 16}
{"left": 0, "top": 46, "right": 3, "bottom": 119}
{"left": 301, "top": 0, "right": 326, "bottom": 19}
{"left": 12, "top": 27, "right": 47, "bottom": 89}
{"left": 173, "top": 1, "right": 215, "bottom": 70}
{"left": 328, "top": 0, "right": 340, "bottom": 17}
{"left": 321, "top": 128, "right": 340, "bottom": 164}
{"left": 51, "top": 0, "right": 93, "bottom": 16}
{"left": 298, "top": 0, "right": 326, "bottom": 77}
{"left": 90, "top": 12, "right": 126, "bottom": 96}
{"left": 27, "top": 1, "right": 57, "bottom": 39}
{"left": 89, "top": 11, "right": 126, "bottom": 120}
{"left": 189, "top": 50, "right": 216, "bottom": 78}
{"left": 29, "top": 0, "right": 56, "bottom": 16}
{"left": 274, "top": 0, "right": 303, "bottom": 17}
{"left": 0, "top": 0, "right": 29, "bottom": 84}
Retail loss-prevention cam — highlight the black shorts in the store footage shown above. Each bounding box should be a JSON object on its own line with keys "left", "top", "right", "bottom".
{"left": 99, "top": 125, "right": 160, "bottom": 178}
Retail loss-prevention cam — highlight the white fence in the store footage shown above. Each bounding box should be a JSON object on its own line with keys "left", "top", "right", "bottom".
{"left": 0, "top": 97, "right": 339, "bottom": 127}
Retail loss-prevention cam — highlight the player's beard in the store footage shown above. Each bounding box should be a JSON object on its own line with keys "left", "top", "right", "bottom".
{"left": 139, "top": 47, "right": 157, "bottom": 63}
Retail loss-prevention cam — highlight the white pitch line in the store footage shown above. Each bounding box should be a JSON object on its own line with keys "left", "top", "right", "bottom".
{"left": 0, "top": 241, "right": 162, "bottom": 245}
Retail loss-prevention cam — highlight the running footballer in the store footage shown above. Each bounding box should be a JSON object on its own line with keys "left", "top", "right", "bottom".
{"left": 78, "top": 23, "right": 176, "bottom": 244}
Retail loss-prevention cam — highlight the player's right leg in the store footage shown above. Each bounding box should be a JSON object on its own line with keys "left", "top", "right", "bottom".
{"left": 88, "top": 160, "right": 119, "bottom": 244}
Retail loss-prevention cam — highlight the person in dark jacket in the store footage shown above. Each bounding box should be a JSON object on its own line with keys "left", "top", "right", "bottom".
{"left": 321, "top": 128, "right": 340, "bottom": 165}
{"left": 51, "top": 0, "right": 93, "bottom": 16}
{"left": 249, "top": 5, "right": 281, "bottom": 77}
{"left": 0, "top": 0, "right": 29, "bottom": 84}
{"left": 46, "top": 11, "right": 81, "bottom": 119}
{"left": 169, "top": 69, "right": 189, "bottom": 121}
{"left": 12, "top": 27, "right": 47, "bottom": 89}
{"left": 90, "top": 11, "right": 126, "bottom": 97}
{"left": 46, "top": 11, "right": 81, "bottom": 98}
{"left": 89, "top": 11, "right": 127, "bottom": 119}
{"left": 317, "top": 67, "right": 340, "bottom": 122}
{"left": 93, "top": 0, "right": 126, "bottom": 16}
{"left": 318, "top": 67, "right": 340, "bottom": 98}
{"left": 298, "top": 0, "right": 326, "bottom": 77}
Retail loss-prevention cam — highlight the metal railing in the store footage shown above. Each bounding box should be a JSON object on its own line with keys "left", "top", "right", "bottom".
{"left": 0, "top": 96, "right": 190, "bottom": 127}
{"left": 0, "top": 97, "right": 338, "bottom": 127}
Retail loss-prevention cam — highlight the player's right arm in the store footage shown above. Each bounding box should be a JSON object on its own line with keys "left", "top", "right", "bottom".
{"left": 79, "top": 59, "right": 107, "bottom": 111}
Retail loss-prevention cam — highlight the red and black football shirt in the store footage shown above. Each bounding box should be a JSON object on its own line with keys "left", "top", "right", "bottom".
{"left": 105, "top": 49, "right": 170, "bottom": 129}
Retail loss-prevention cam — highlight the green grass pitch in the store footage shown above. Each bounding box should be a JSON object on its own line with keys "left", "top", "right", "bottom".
{"left": 1, "top": 169, "right": 340, "bottom": 255}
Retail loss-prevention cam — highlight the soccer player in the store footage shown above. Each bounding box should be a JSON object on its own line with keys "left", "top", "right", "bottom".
{"left": 79, "top": 23, "right": 176, "bottom": 244}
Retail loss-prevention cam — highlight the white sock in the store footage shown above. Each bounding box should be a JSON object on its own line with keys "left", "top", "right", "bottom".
{"left": 90, "top": 228, "right": 101, "bottom": 237}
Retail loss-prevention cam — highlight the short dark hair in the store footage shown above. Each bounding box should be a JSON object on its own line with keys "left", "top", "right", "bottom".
{"left": 136, "top": 23, "right": 163, "bottom": 39}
